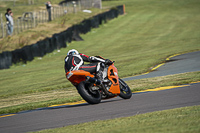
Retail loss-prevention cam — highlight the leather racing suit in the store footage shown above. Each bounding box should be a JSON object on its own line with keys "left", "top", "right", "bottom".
{"left": 64, "top": 53, "right": 105, "bottom": 74}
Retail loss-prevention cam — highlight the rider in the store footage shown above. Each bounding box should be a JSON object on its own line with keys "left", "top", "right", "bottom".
{"left": 64, "top": 49, "right": 112, "bottom": 79}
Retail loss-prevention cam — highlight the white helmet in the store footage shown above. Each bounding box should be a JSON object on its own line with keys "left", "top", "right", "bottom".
{"left": 67, "top": 49, "right": 79, "bottom": 55}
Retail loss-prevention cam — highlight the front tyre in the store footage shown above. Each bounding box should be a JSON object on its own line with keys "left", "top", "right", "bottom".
{"left": 119, "top": 78, "right": 132, "bottom": 99}
{"left": 77, "top": 81, "right": 101, "bottom": 104}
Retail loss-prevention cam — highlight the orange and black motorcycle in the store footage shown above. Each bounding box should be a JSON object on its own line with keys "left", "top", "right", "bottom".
{"left": 66, "top": 57, "right": 132, "bottom": 104}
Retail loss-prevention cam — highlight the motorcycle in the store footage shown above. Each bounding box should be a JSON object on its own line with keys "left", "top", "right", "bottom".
{"left": 66, "top": 57, "right": 132, "bottom": 104}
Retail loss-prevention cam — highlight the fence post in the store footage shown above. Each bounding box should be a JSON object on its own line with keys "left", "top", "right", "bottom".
{"left": 33, "top": 12, "right": 36, "bottom": 27}
{"left": 79, "top": 0, "right": 81, "bottom": 11}
{"left": 57, "top": 7, "right": 59, "bottom": 17}
{"left": 58, "top": 6, "right": 60, "bottom": 17}
{"left": 59, "top": 6, "right": 62, "bottom": 17}
{"left": 53, "top": 7, "right": 54, "bottom": 20}
{"left": 46, "top": 10, "right": 48, "bottom": 22}
{"left": 43, "top": 10, "right": 46, "bottom": 23}
{"left": 1, "top": 13, "right": 5, "bottom": 38}
{"left": 29, "top": 19, "right": 30, "bottom": 29}
{"left": 23, "top": 20, "right": 25, "bottom": 30}
{"left": 56, "top": 7, "right": 58, "bottom": 18}
{"left": 44, "top": 10, "right": 46, "bottom": 22}
{"left": 44, "top": 11, "right": 46, "bottom": 22}
{"left": 27, "top": 20, "right": 29, "bottom": 29}
{"left": 35, "top": 12, "right": 38, "bottom": 26}
{"left": 41, "top": 11, "right": 43, "bottom": 23}
{"left": 31, "top": 19, "right": 33, "bottom": 28}
{"left": 13, "top": 0, "right": 16, "bottom": 6}
{"left": 43, "top": 10, "right": 45, "bottom": 23}
{"left": 66, "top": 2, "right": 68, "bottom": 13}
{"left": 29, "top": 19, "right": 31, "bottom": 29}
{"left": 36, "top": 12, "right": 38, "bottom": 26}
{"left": 54, "top": 7, "right": 56, "bottom": 19}
{"left": 30, "top": 19, "right": 32, "bottom": 29}
{"left": 17, "top": 19, "right": 19, "bottom": 34}
{"left": 38, "top": 11, "right": 40, "bottom": 23}
{"left": 40, "top": 11, "right": 42, "bottom": 23}
{"left": 13, "top": 19, "right": 16, "bottom": 35}
{"left": 54, "top": 7, "right": 56, "bottom": 20}
{"left": 28, "top": 0, "right": 31, "bottom": 5}
{"left": 62, "top": 5, "right": 63, "bottom": 15}
{"left": 57, "top": 6, "right": 59, "bottom": 18}
{"left": 58, "top": 6, "right": 60, "bottom": 16}
{"left": 20, "top": 19, "right": 22, "bottom": 32}
{"left": 73, "top": 1, "right": 77, "bottom": 14}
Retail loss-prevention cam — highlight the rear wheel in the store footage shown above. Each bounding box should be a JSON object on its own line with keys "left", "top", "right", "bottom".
{"left": 119, "top": 78, "right": 132, "bottom": 99}
{"left": 77, "top": 81, "right": 101, "bottom": 104}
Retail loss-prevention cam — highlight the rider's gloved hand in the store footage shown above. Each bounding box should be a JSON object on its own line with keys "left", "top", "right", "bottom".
{"left": 105, "top": 59, "right": 113, "bottom": 65}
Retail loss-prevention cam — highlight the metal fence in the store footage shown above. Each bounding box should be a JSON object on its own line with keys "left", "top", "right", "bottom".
{"left": 0, "top": 0, "right": 102, "bottom": 38}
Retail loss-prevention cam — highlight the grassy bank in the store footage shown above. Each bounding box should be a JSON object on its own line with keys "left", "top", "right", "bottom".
{"left": 0, "top": 0, "right": 200, "bottom": 114}
{"left": 32, "top": 105, "right": 200, "bottom": 133}
{"left": 0, "top": 8, "right": 107, "bottom": 52}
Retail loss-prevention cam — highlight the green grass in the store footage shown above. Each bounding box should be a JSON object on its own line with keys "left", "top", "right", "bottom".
{"left": 32, "top": 105, "right": 200, "bottom": 133}
{"left": 0, "top": 0, "right": 200, "bottom": 114}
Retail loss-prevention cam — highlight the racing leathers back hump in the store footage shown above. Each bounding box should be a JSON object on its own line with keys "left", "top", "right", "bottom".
{"left": 64, "top": 53, "right": 105, "bottom": 73}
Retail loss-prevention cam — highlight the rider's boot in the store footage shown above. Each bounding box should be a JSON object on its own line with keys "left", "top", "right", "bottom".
{"left": 96, "top": 62, "right": 105, "bottom": 81}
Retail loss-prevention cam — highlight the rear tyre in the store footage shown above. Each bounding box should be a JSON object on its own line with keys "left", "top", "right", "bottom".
{"left": 119, "top": 78, "right": 132, "bottom": 99}
{"left": 77, "top": 81, "right": 101, "bottom": 104}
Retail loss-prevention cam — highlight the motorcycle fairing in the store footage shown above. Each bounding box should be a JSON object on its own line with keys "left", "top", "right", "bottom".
{"left": 107, "top": 64, "right": 120, "bottom": 94}
{"left": 66, "top": 70, "right": 94, "bottom": 86}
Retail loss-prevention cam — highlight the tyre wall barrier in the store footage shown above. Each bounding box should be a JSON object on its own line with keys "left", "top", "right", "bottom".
{"left": 0, "top": 51, "right": 12, "bottom": 69}
{"left": 0, "top": 5, "right": 124, "bottom": 70}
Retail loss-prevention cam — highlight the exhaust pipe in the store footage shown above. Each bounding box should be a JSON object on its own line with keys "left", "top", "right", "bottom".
{"left": 85, "top": 76, "right": 101, "bottom": 86}
{"left": 85, "top": 76, "right": 115, "bottom": 97}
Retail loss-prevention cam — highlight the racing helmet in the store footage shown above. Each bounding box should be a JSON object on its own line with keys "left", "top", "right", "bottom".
{"left": 67, "top": 49, "right": 79, "bottom": 55}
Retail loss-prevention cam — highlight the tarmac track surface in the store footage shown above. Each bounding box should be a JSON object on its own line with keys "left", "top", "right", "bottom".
{"left": 123, "top": 51, "right": 200, "bottom": 80}
{"left": 0, "top": 51, "right": 200, "bottom": 133}
{"left": 0, "top": 83, "right": 200, "bottom": 133}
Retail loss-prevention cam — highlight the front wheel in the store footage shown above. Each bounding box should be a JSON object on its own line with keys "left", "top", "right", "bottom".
{"left": 77, "top": 81, "right": 101, "bottom": 104}
{"left": 119, "top": 78, "right": 132, "bottom": 99}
